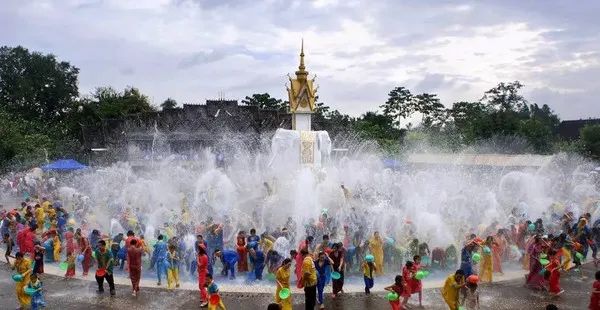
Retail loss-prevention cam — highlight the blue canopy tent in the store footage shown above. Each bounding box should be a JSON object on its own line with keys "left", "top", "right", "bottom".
{"left": 41, "top": 159, "right": 88, "bottom": 171}
{"left": 383, "top": 158, "right": 403, "bottom": 170}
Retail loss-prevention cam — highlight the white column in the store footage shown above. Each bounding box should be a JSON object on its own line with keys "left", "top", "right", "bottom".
{"left": 293, "top": 113, "right": 312, "bottom": 131}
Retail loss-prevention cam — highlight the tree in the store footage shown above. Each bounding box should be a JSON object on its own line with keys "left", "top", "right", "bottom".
{"left": 380, "top": 87, "right": 414, "bottom": 128}
{"left": 241, "top": 93, "right": 285, "bottom": 111}
{"left": 581, "top": 125, "right": 600, "bottom": 159}
{"left": 481, "top": 81, "right": 527, "bottom": 112}
{"left": 161, "top": 98, "right": 177, "bottom": 110}
{"left": 518, "top": 118, "right": 553, "bottom": 153}
{"left": 354, "top": 111, "right": 402, "bottom": 144}
{"left": 413, "top": 93, "right": 446, "bottom": 129}
{"left": 449, "top": 101, "right": 493, "bottom": 142}
{"left": 91, "top": 86, "right": 155, "bottom": 119}
{"left": 0, "top": 46, "right": 79, "bottom": 126}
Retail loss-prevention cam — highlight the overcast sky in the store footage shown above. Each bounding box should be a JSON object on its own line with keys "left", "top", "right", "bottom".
{"left": 2, "top": 0, "right": 600, "bottom": 120}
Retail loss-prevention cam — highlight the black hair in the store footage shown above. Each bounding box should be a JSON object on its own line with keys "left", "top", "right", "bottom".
{"left": 455, "top": 269, "right": 465, "bottom": 276}
{"left": 206, "top": 273, "right": 213, "bottom": 280}
{"left": 281, "top": 258, "right": 292, "bottom": 266}
{"left": 267, "top": 303, "right": 282, "bottom": 310}
{"left": 394, "top": 275, "right": 403, "bottom": 286}
{"left": 158, "top": 235, "right": 164, "bottom": 240}
{"left": 98, "top": 240, "right": 106, "bottom": 246}
{"left": 130, "top": 239, "right": 138, "bottom": 246}
{"left": 595, "top": 270, "right": 600, "bottom": 281}
{"left": 545, "top": 304, "right": 558, "bottom": 310}
{"left": 323, "top": 234, "right": 329, "bottom": 240}
{"left": 250, "top": 228, "right": 256, "bottom": 234}
{"left": 127, "top": 230, "right": 134, "bottom": 236}
{"left": 405, "top": 261, "right": 414, "bottom": 268}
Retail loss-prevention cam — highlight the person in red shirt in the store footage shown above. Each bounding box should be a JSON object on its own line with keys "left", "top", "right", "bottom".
{"left": 590, "top": 270, "right": 600, "bottom": 310}
{"left": 65, "top": 227, "right": 75, "bottom": 255}
{"left": 123, "top": 230, "right": 137, "bottom": 271}
{"left": 16, "top": 224, "right": 37, "bottom": 259}
{"left": 409, "top": 255, "right": 423, "bottom": 307}
{"left": 384, "top": 275, "right": 406, "bottom": 310}
{"left": 197, "top": 244, "right": 209, "bottom": 307}
{"left": 127, "top": 238, "right": 143, "bottom": 296}
{"left": 401, "top": 261, "right": 413, "bottom": 306}
{"left": 545, "top": 249, "right": 563, "bottom": 296}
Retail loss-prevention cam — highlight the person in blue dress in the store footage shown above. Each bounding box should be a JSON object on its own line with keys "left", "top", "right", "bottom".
{"left": 214, "top": 248, "right": 238, "bottom": 279}
{"left": 315, "top": 251, "right": 334, "bottom": 308}
{"left": 248, "top": 246, "right": 265, "bottom": 281}
{"left": 28, "top": 273, "right": 46, "bottom": 310}
{"left": 460, "top": 243, "right": 475, "bottom": 278}
{"left": 153, "top": 234, "right": 168, "bottom": 286}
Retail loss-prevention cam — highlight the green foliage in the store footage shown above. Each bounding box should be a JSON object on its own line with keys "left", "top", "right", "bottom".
{"left": 380, "top": 87, "right": 414, "bottom": 127}
{"left": 0, "top": 46, "right": 79, "bottom": 127}
{"left": 353, "top": 111, "right": 403, "bottom": 152}
{"left": 414, "top": 93, "right": 446, "bottom": 129}
{"left": 481, "top": 81, "right": 527, "bottom": 112}
{"left": 242, "top": 93, "right": 285, "bottom": 111}
{"left": 161, "top": 98, "right": 177, "bottom": 110}
{"left": 581, "top": 125, "right": 600, "bottom": 159}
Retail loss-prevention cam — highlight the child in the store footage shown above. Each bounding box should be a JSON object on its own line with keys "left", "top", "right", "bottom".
{"left": 65, "top": 252, "right": 76, "bottom": 279}
{"left": 33, "top": 243, "right": 45, "bottom": 275}
{"left": 545, "top": 249, "right": 563, "bottom": 296}
{"left": 401, "top": 261, "right": 413, "bottom": 305}
{"left": 384, "top": 275, "right": 405, "bottom": 310}
{"left": 362, "top": 255, "right": 377, "bottom": 295}
{"left": 3, "top": 233, "right": 14, "bottom": 263}
{"left": 461, "top": 278, "right": 480, "bottom": 310}
{"left": 28, "top": 273, "right": 46, "bottom": 310}
{"left": 206, "top": 274, "right": 226, "bottom": 310}
{"left": 167, "top": 244, "right": 180, "bottom": 289}
{"left": 589, "top": 270, "right": 600, "bottom": 310}
{"left": 410, "top": 255, "right": 424, "bottom": 307}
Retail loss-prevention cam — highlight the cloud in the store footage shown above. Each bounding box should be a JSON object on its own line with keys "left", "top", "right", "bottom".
{"left": 1, "top": 0, "right": 599, "bottom": 119}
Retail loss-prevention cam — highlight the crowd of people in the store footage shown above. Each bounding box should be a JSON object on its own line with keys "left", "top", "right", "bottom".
{"left": 2, "top": 186, "right": 600, "bottom": 309}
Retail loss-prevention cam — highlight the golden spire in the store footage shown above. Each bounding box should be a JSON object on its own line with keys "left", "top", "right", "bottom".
{"left": 295, "top": 39, "right": 308, "bottom": 78}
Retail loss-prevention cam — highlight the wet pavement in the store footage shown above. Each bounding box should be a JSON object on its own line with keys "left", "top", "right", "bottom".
{"left": 0, "top": 261, "right": 595, "bottom": 309}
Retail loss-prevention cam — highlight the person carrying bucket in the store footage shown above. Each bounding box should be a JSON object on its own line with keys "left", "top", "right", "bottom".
{"left": 330, "top": 242, "right": 345, "bottom": 298}
{"left": 315, "top": 251, "right": 333, "bottom": 309}
{"left": 362, "top": 254, "right": 377, "bottom": 295}
{"left": 95, "top": 240, "right": 116, "bottom": 296}
{"left": 206, "top": 273, "right": 226, "bottom": 310}
{"left": 275, "top": 258, "right": 292, "bottom": 310}
{"left": 384, "top": 274, "right": 405, "bottom": 310}
{"left": 12, "top": 251, "right": 33, "bottom": 309}
{"left": 441, "top": 269, "right": 465, "bottom": 310}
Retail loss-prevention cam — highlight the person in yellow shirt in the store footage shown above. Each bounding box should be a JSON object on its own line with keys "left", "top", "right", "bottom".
{"left": 441, "top": 270, "right": 465, "bottom": 310}
{"left": 261, "top": 233, "right": 274, "bottom": 254}
{"left": 275, "top": 258, "right": 292, "bottom": 310}
{"left": 369, "top": 231, "right": 384, "bottom": 276}
{"left": 362, "top": 255, "right": 377, "bottom": 295}
{"left": 479, "top": 237, "right": 494, "bottom": 283}
{"left": 53, "top": 233, "right": 62, "bottom": 262}
{"left": 34, "top": 205, "right": 45, "bottom": 232}
{"left": 12, "top": 252, "right": 33, "bottom": 309}
{"left": 301, "top": 249, "right": 317, "bottom": 310}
